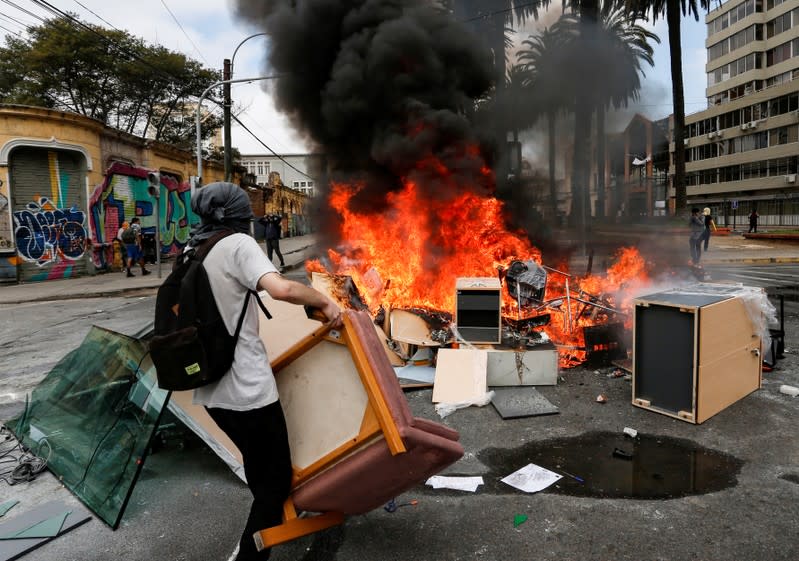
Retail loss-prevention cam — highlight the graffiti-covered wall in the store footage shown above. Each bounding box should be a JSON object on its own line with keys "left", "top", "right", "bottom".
{"left": 89, "top": 162, "right": 199, "bottom": 270}
{"left": 10, "top": 148, "right": 89, "bottom": 281}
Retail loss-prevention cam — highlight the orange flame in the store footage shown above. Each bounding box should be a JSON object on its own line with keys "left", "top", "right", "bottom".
{"left": 307, "top": 176, "right": 651, "bottom": 367}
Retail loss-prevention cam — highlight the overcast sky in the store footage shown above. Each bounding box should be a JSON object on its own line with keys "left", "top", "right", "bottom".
{"left": 0, "top": 0, "right": 710, "bottom": 156}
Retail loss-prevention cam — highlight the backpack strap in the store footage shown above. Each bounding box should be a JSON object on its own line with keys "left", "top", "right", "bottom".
{"left": 250, "top": 290, "right": 273, "bottom": 320}
{"left": 194, "top": 230, "right": 235, "bottom": 260}
{"left": 230, "top": 291, "right": 272, "bottom": 348}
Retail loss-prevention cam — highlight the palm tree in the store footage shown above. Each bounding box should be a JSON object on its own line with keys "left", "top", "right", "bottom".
{"left": 626, "top": 0, "right": 710, "bottom": 213}
{"left": 594, "top": 5, "right": 659, "bottom": 218}
{"left": 452, "top": 1, "right": 548, "bottom": 192}
{"left": 517, "top": 23, "right": 575, "bottom": 219}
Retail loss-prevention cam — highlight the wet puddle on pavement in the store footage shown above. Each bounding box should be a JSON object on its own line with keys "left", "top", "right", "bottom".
{"left": 478, "top": 431, "right": 743, "bottom": 499}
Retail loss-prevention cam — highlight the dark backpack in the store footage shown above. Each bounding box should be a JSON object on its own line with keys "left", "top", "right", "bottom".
{"left": 121, "top": 226, "right": 137, "bottom": 244}
{"left": 149, "top": 230, "right": 271, "bottom": 391}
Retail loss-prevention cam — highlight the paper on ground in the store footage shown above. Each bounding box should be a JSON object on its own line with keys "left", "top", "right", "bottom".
{"left": 425, "top": 475, "right": 484, "bottom": 492}
{"left": 501, "top": 463, "right": 562, "bottom": 493}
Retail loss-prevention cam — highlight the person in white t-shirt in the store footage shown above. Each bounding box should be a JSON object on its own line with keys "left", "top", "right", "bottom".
{"left": 188, "top": 182, "right": 341, "bottom": 561}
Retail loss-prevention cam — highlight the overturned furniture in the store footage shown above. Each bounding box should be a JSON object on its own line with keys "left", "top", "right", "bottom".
{"left": 632, "top": 284, "right": 767, "bottom": 424}
{"left": 254, "top": 310, "right": 464, "bottom": 550}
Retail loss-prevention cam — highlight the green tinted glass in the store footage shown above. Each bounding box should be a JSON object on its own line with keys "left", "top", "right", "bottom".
{"left": 7, "top": 326, "right": 168, "bottom": 529}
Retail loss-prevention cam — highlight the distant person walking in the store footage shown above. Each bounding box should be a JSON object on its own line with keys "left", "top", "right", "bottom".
{"left": 121, "top": 217, "right": 151, "bottom": 277}
{"left": 259, "top": 213, "right": 285, "bottom": 271}
{"left": 116, "top": 220, "right": 129, "bottom": 269}
{"left": 689, "top": 208, "right": 705, "bottom": 265}
{"left": 702, "top": 207, "right": 717, "bottom": 252}
{"left": 748, "top": 209, "right": 759, "bottom": 233}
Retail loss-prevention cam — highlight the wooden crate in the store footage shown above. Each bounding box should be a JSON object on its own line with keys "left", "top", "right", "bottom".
{"left": 632, "top": 289, "right": 762, "bottom": 424}
{"left": 455, "top": 277, "right": 502, "bottom": 344}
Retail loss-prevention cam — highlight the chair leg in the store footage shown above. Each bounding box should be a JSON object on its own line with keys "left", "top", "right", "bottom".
{"left": 252, "top": 498, "right": 345, "bottom": 551}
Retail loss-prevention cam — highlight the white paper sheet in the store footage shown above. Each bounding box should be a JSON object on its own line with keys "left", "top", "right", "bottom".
{"left": 501, "top": 463, "right": 562, "bottom": 493}
{"left": 425, "top": 475, "right": 484, "bottom": 492}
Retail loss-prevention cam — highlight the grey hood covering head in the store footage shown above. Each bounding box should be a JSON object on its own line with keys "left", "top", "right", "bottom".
{"left": 189, "top": 182, "right": 253, "bottom": 247}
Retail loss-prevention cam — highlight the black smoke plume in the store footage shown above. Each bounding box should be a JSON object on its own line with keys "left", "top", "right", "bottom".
{"left": 235, "top": 0, "right": 494, "bottom": 220}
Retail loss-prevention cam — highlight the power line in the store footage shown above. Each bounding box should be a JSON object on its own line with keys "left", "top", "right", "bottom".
{"left": 70, "top": 0, "right": 122, "bottom": 32}
{"left": 222, "top": 103, "right": 316, "bottom": 181}
{"left": 28, "top": 0, "right": 216, "bottom": 88}
{"left": 0, "top": 21, "right": 22, "bottom": 36}
{"left": 0, "top": 9, "right": 35, "bottom": 29}
{"left": 159, "top": 0, "right": 209, "bottom": 65}
{"left": 0, "top": 0, "right": 47, "bottom": 23}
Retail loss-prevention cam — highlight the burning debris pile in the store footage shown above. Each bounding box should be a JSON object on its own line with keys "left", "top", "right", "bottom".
{"left": 235, "top": 0, "right": 654, "bottom": 367}
{"left": 306, "top": 180, "right": 652, "bottom": 369}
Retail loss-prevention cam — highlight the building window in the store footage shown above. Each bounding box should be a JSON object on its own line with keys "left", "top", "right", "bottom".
{"left": 257, "top": 162, "right": 264, "bottom": 175}
{"left": 293, "top": 181, "right": 300, "bottom": 187}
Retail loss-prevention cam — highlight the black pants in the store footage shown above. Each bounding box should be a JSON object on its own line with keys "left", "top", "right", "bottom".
{"left": 266, "top": 239, "right": 284, "bottom": 266}
{"left": 689, "top": 236, "right": 702, "bottom": 264}
{"left": 701, "top": 228, "right": 711, "bottom": 251}
{"left": 206, "top": 402, "right": 292, "bottom": 561}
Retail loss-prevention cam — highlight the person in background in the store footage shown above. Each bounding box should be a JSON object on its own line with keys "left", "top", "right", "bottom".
{"left": 702, "top": 207, "right": 717, "bottom": 252}
{"left": 116, "top": 220, "right": 129, "bottom": 271}
{"left": 689, "top": 208, "right": 705, "bottom": 265}
{"left": 259, "top": 213, "right": 285, "bottom": 271}
{"left": 188, "top": 182, "right": 342, "bottom": 561}
{"left": 748, "top": 209, "right": 759, "bottom": 233}
{"left": 122, "top": 217, "right": 151, "bottom": 277}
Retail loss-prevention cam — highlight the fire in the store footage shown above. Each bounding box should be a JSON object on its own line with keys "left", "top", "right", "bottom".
{"left": 308, "top": 180, "right": 539, "bottom": 311}
{"left": 307, "top": 175, "right": 651, "bottom": 368}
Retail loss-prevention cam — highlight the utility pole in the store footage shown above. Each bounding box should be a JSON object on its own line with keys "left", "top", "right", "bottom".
{"left": 196, "top": 75, "right": 280, "bottom": 187}
{"left": 223, "top": 58, "right": 232, "bottom": 181}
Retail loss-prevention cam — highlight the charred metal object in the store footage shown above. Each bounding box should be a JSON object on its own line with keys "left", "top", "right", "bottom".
{"left": 506, "top": 260, "right": 547, "bottom": 306}
{"left": 583, "top": 322, "right": 629, "bottom": 366}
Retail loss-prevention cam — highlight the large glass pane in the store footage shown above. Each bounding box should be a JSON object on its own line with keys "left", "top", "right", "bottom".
{"left": 6, "top": 326, "right": 169, "bottom": 529}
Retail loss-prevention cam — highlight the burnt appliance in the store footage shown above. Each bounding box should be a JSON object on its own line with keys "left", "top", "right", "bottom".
{"left": 505, "top": 260, "right": 546, "bottom": 306}
{"left": 455, "top": 277, "right": 501, "bottom": 344}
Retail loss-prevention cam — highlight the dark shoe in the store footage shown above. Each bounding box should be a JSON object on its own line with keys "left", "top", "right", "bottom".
{"left": 142, "top": 269, "right": 152, "bottom": 276}
{"left": 127, "top": 271, "right": 135, "bottom": 278}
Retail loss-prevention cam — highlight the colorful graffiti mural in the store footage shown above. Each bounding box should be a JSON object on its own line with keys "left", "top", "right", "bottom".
{"left": 12, "top": 197, "right": 87, "bottom": 266}
{"left": 89, "top": 162, "right": 199, "bottom": 270}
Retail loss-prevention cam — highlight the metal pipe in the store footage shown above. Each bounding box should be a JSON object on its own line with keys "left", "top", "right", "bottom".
{"left": 565, "top": 277, "right": 573, "bottom": 333}
{"left": 571, "top": 296, "right": 625, "bottom": 316}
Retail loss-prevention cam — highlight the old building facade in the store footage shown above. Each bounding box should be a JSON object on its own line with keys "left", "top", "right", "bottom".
{"left": 0, "top": 104, "right": 227, "bottom": 283}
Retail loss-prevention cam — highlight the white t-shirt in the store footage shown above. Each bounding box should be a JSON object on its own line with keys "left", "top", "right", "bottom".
{"left": 192, "top": 233, "right": 280, "bottom": 410}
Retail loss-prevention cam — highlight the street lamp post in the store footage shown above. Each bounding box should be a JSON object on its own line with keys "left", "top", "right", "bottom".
{"left": 195, "top": 75, "right": 277, "bottom": 188}
{"left": 223, "top": 33, "right": 268, "bottom": 181}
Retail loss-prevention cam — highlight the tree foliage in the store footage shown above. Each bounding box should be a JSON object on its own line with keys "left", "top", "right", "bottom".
{"left": 0, "top": 15, "right": 222, "bottom": 150}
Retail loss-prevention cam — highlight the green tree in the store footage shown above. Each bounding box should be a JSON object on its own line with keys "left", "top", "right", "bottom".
{"left": 0, "top": 15, "right": 221, "bottom": 150}
{"left": 625, "top": 0, "right": 710, "bottom": 213}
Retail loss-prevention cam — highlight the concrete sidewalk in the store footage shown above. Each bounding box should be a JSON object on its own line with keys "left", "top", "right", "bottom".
{"left": 0, "top": 234, "right": 319, "bottom": 305}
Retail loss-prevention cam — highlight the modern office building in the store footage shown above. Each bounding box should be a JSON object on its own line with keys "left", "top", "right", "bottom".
{"left": 681, "top": 0, "right": 799, "bottom": 227}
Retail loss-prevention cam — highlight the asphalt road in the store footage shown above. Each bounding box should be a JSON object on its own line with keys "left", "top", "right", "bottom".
{"left": 0, "top": 266, "right": 797, "bottom": 561}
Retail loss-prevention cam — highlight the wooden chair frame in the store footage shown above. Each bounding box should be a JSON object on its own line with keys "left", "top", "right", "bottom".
{"left": 254, "top": 312, "right": 407, "bottom": 550}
